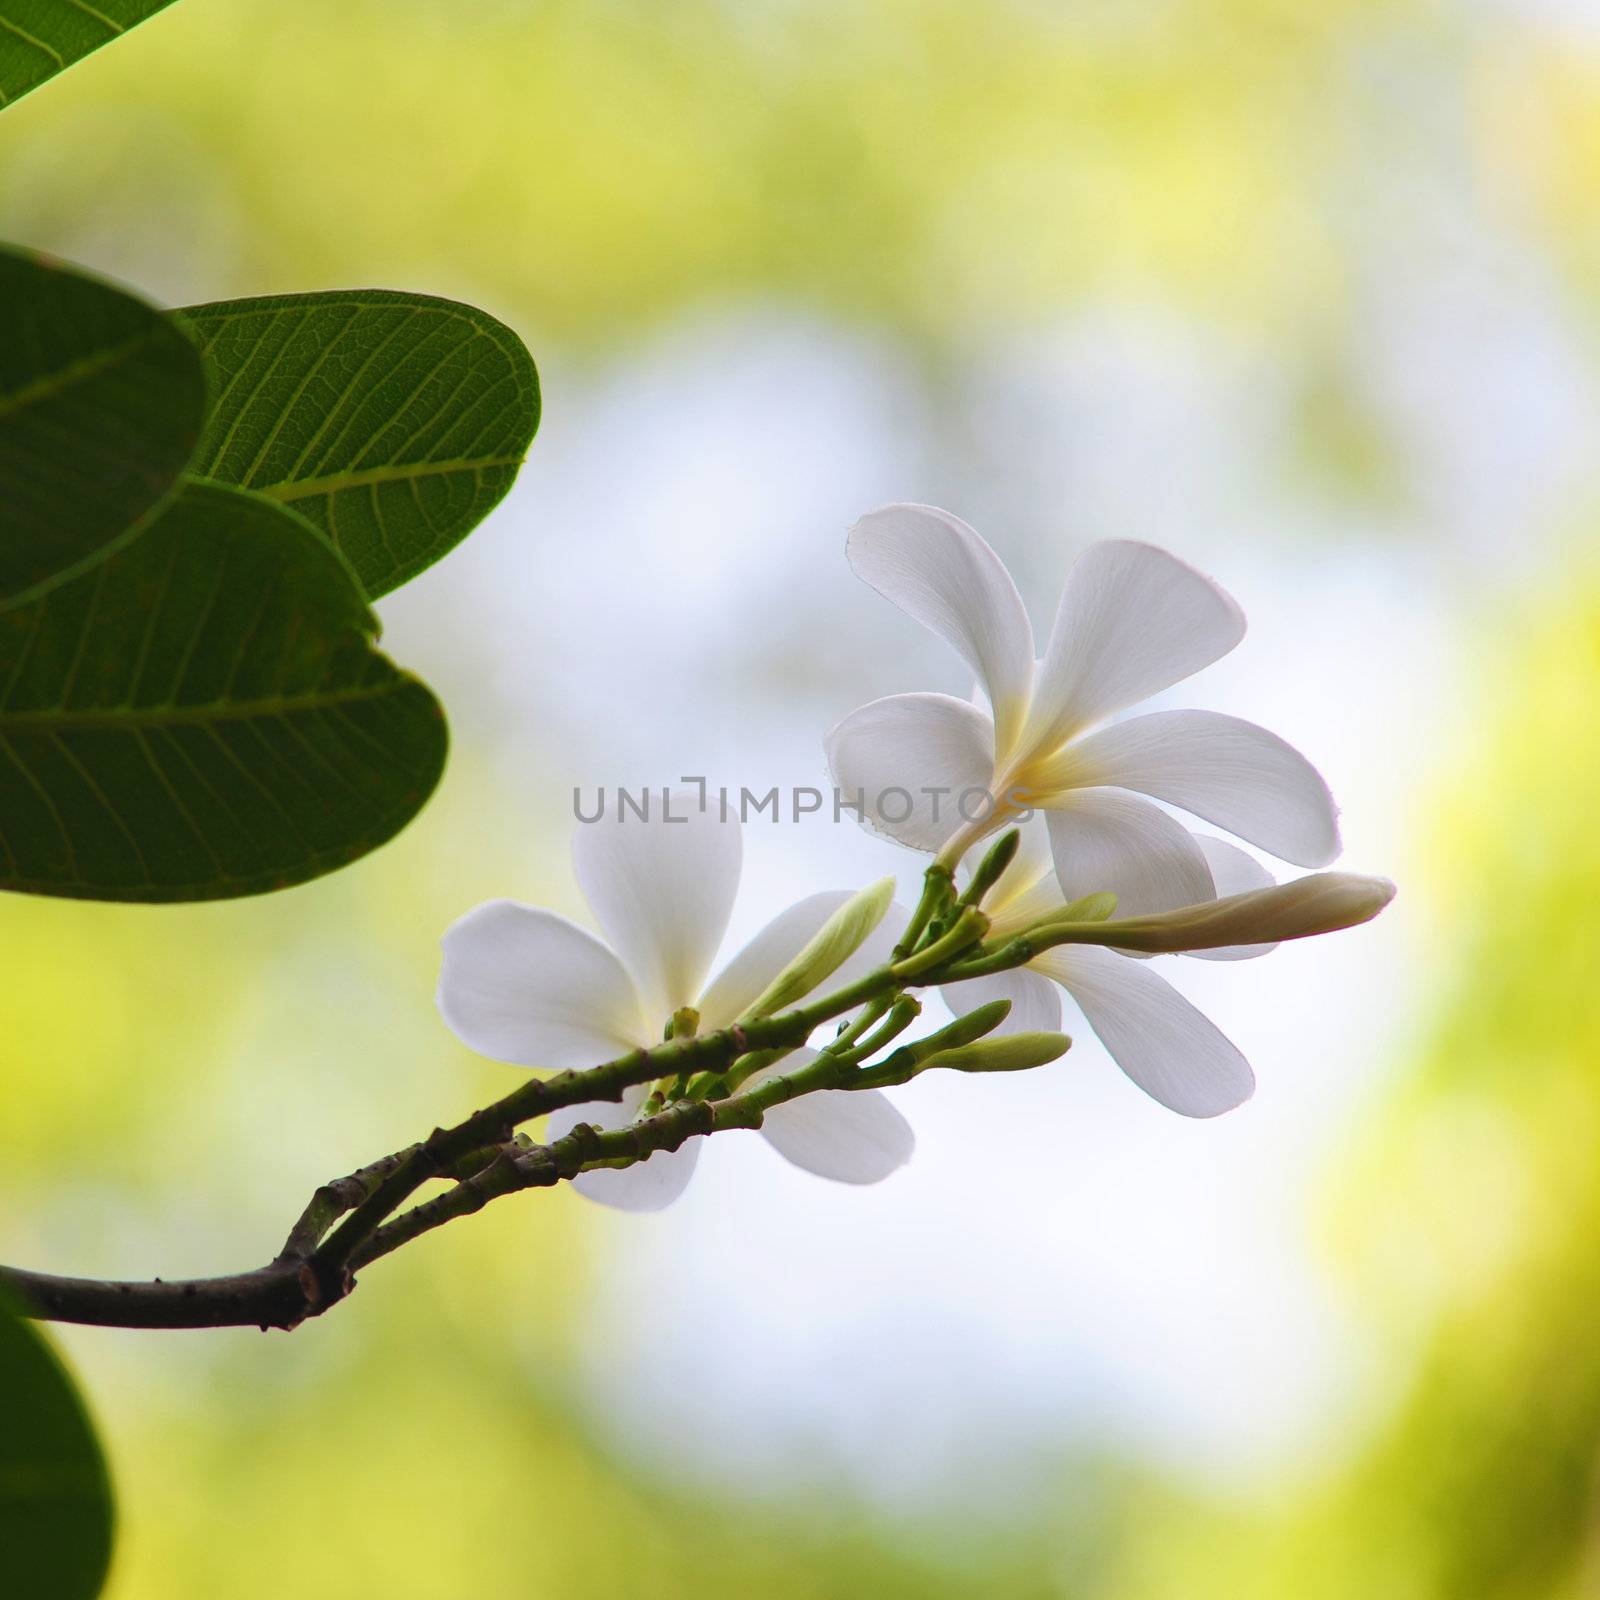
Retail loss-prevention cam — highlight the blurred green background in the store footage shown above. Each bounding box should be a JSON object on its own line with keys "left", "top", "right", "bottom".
{"left": 4, "top": 0, "right": 1600, "bottom": 1594}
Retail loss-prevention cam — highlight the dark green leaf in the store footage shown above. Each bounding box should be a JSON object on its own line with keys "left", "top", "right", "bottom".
{"left": 0, "top": 245, "right": 206, "bottom": 604}
{"left": 0, "top": 478, "right": 447, "bottom": 901}
{"left": 0, "top": 0, "right": 176, "bottom": 110}
{"left": 178, "top": 290, "right": 539, "bottom": 598}
{"left": 0, "top": 1292, "right": 114, "bottom": 1600}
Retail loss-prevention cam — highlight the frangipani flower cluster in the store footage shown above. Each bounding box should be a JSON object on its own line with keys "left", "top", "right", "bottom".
{"left": 436, "top": 505, "right": 1394, "bottom": 1209}
{"left": 829, "top": 504, "right": 1383, "bottom": 1116}
{"left": 827, "top": 504, "right": 1338, "bottom": 901}
{"left": 438, "top": 795, "right": 914, "bottom": 1211}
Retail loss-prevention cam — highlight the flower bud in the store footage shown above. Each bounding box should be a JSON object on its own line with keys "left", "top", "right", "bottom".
{"left": 849, "top": 998, "right": 1014, "bottom": 1087}
{"left": 925, "top": 1032, "right": 1072, "bottom": 1074}
{"left": 958, "top": 828, "right": 1022, "bottom": 909}
{"left": 1061, "top": 872, "right": 1396, "bottom": 955}
{"left": 920, "top": 998, "right": 1013, "bottom": 1053}
{"left": 745, "top": 876, "right": 897, "bottom": 1019}
{"left": 1053, "top": 891, "right": 1117, "bottom": 925}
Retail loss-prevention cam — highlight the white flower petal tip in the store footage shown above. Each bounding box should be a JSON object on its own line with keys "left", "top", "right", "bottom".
{"left": 846, "top": 504, "right": 1036, "bottom": 752}
{"left": 1181, "top": 1073, "right": 1256, "bottom": 1120}
{"left": 1036, "top": 946, "right": 1255, "bottom": 1118}
{"left": 1068, "top": 709, "right": 1342, "bottom": 868}
{"left": 758, "top": 1088, "right": 916, "bottom": 1185}
{"left": 1028, "top": 539, "right": 1247, "bottom": 748}
{"left": 436, "top": 900, "right": 645, "bottom": 1068}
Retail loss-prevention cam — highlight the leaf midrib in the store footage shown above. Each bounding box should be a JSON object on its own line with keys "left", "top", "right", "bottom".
{"left": 0, "top": 677, "right": 418, "bottom": 734}
{"left": 203, "top": 454, "right": 525, "bottom": 503}
{"left": 0, "top": 328, "right": 162, "bottom": 421}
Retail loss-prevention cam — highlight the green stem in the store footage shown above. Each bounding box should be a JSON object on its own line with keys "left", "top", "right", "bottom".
{"left": 894, "top": 863, "right": 954, "bottom": 959}
{"left": 890, "top": 906, "right": 989, "bottom": 980}
{"left": 936, "top": 915, "right": 1120, "bottom": 980}
{"left": 826, "top": 992, "right": 894, "bottom": 1054}
{"left": 0, "top": 884, "right": 1051, "bottom": 1332}
{"left": 850, "top": 998, "right": 1013, "bottom": 1089}
{"left": 307, "top": 962, "right": 908, "bottom": 1298}
{"left": 352, "top": 1053, "right": 850, "bottom": 1272}
{"left": 830, "top": 994, "right": 920, "bottom": 1069}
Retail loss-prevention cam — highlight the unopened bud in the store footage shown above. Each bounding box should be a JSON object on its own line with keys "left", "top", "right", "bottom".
{"left": 745, "top": 876, "right": 897, "bottom": 1019}
{"left": 851, "top": 998, "right": 1013, "bottom": 1087}
{"left": 959, "top": 829, "right": 1022, "bottom": 910}
{"left": 1050, "top": 891, "right": 1118, "bottom": 925}
{"left": 1063, "top": 873, "right": 1396, "bottom": 955}
{"left": 925, "top": 1032, "right": 1072, "bottom": 1074}
{"left": 918, "top": 998, "right": 1013, "bottom": 1054}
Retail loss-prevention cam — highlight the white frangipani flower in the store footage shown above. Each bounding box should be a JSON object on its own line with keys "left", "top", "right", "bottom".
{"left": 941, "top": 820, "right": 1280, "bottom": 1117}
{"left": 826, "top": 504, "right": 1341, "bottom": 919}
{"left": 435, "top": 794, "right": 913, "bottom": 1211}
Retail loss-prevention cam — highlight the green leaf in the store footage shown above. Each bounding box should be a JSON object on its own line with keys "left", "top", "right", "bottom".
{"left": 0, "top": 245, "right": 206, "bottom": 604}
{"left": 0, "top": 1292, "right": 114, "bottom": 1600}
{"left": 177, "top": 290, "right": 539, "bottom": 599}
{"left": 0, "top": 478, "right": 447, "bottom": 901}
{"left": 0, "top": 0, "right": 175, "bottom": 110}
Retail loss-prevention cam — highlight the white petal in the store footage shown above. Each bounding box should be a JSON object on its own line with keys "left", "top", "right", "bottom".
{"left": 1044, "top": 788, "right": 1215, "bottom": 918}
{"left": 1036, "top": 945, "right": 1254, "bottom": 1117}
{"left": 1193, "top": 833, "right": 1275, "bottom": 896}
{"left": 546, "top": 1085, "right": 702, "bottom": 1212}
{"left": 573, "top": 786, "right": 743, "bottom": 1022}
{"left": 437, "top": 901, "right": 646, "bottom": 1067}
{"left": 698, "top": 890, "right": 858, "bottom": 1029}
{"left": 939, "top": 967, "right": 1063, "bottom": 1035}
{"left": 1186, "top": 835, "right": 1279, "bottom": 962}
{"left": 1027, "top": 540, "right": 1245, "bottom": 750}
{"left": 747, "top": 1050, "right": 915, "bottom": 1184}
{"left": 825, "top": 692, "right": 998, "bottom": 853}
{"left": 848, "top": 504, "right": 1035, "bottom": 756}
{"left": 1068, "top": 709, "right": 1340, "bottom": 867}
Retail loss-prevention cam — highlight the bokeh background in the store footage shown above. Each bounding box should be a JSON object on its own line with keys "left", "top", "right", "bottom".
{"left": 4, "top": 0, "right": 1600, "bottom": 1593}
